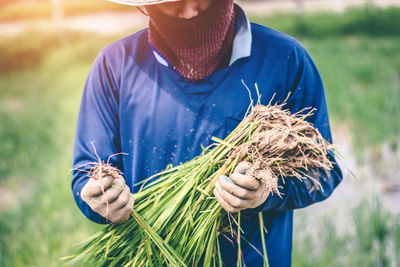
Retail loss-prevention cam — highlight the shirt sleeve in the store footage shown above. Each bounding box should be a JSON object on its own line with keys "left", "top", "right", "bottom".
{"left": 255, "top": 43, "right": 343, "bottom": 212}
{"left": 71, "top": 51, "right": 123, "bottom": 224}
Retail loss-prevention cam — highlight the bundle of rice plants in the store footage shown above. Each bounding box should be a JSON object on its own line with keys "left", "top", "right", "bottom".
{"left": 66, "top": 90, "right": 334, "bottom": 266}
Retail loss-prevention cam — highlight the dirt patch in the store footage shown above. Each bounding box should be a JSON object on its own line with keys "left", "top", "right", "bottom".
{"left": 0, "top": 181, "right": 33, "bottom": 211}
{"left": 1, "top": 97, "right": 24, "bottom": 112}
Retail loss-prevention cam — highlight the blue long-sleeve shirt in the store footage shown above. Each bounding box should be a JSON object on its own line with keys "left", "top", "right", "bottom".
{"left": 72, "top": 7, "right": 342, "bottom": 266}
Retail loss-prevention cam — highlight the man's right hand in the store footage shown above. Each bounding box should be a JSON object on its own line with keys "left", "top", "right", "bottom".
{"left": 81, "top": 175, "right": 134, "bottom": 224}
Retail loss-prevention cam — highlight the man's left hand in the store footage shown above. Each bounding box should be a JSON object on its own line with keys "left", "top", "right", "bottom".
{"left": 213, "top": 162, "right": 270, "bottom": 213}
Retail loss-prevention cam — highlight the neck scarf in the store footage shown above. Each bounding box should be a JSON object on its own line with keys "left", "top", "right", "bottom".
{"left": 146, "top": 0, "right": 236, "bottom": 81}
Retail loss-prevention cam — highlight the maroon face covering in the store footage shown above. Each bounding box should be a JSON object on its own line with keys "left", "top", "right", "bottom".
{"left": 146, "top": 0, "right": 236, "bottom": 81}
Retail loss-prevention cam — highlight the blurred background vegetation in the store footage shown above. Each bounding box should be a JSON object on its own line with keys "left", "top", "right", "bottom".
{"left": 0, "top": 0, "right": 399, "bottom": 266}
{"left": 0, "top": 0, "right": 132, "bottom": 21}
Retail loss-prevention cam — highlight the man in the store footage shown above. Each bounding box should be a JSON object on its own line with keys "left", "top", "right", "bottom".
{"left": 71, "top": 0, "right": 343, "bottom": 266}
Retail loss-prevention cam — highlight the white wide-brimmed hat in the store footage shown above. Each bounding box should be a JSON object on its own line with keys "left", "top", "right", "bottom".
{"left": 107, "top": 0, "right": 180, "bottom": 6}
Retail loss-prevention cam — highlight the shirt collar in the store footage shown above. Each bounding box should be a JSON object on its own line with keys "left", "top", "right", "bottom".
{"left": 229, "top": 5, "right": 252, "bottom": 65}
{"left": 151, "top": 5, "right": 252, "bottom": 67}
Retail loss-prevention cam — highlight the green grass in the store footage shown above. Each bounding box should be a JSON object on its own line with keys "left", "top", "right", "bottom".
{"left": 252, "top": 7, "right": 400, "bottom": 152}
{"left": 0, "top": 6, "right": 399, "bottom": 266}
{"left": 304, "top": 36, "right": 400, "bottom": 151}
{"left": 0, "top": 31, "right": 116, "bottom": 266}
{"left": 251, "top": 6, "right": 400, "bottom": 38}
{"left": 293, "top": 198, "right": 400, "bottom": 267}
{"left": 0, "top": 29, "right": 115, "bottom": 181}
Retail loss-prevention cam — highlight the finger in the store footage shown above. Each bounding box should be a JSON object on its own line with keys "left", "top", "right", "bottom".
{"left": 112, "top": 176, "right": 126, "bottom": 189}
{"left": 84, "top": 175, "right": 114, "bottom": 197}
{"left": 230, "top": 173, "right": 260, "bottom": 191}
{"left": 123, "top": 195, "right": 134, "bottom": 214}
{"left": 249, "top": 187, "right": 271, "bottom": 209}
{"left": 259, "top": 185, "right": 271, "bottom": 200}
{"left": 112, "top": 195, "right": 134, "bottom": 224}
{"left": 214, "top": 182, "right": 239, "bottom": 212}
{"left": 103, "top": 179, "right": 125, "bottom": 203}
{"left": 116, "top": 177, "right": 126, "bottom": 188}
{"left": 127, "top": 193, "right": 134, "bottom": 210}
{"left": 87, "top": 197, "right": 106, "bottom": 213}
{"left": 219, "top": 176, "right": 253, "bottom": 200}
{"left": 110, "top": 188, "right": 131, "bottom": 210}
{"left": 213, "top": 187, "right": 239, "bottom": 213}
{"left": 234, "top": 161, "right": 252, "bottom": 175}
{"left": 98, "top": 175, "right": 116, "bottom": 191}
{"left": 218, "top": 185, "right": 251, "bottom": 209}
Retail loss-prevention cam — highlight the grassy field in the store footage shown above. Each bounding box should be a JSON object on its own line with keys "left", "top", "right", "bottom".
{"left": 0, "top": 31, "right": 114, "bottom": 266}
{"left": 0, "top": 7, "right": 399, "bottom": 266}
{"left": 252, "top": 7, "right": 400, "bottom": 151}
{"left": 293, "top": 198, "right": 400, "bottom": 266}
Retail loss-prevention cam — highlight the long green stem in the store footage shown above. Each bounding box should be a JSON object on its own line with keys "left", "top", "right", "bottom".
{"left": 258, "top": 212, "right": 269, "bottom": 267}
{"left": 237, "top": 212, "right": 242, "bottom": 267}
{"left": 130, "top": 209, "right": 186, "bottom": 266}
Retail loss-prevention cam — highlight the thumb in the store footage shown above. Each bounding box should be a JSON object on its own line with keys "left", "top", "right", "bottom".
{"left": 234, "top": 161, "right": 252, "bottom": 175}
